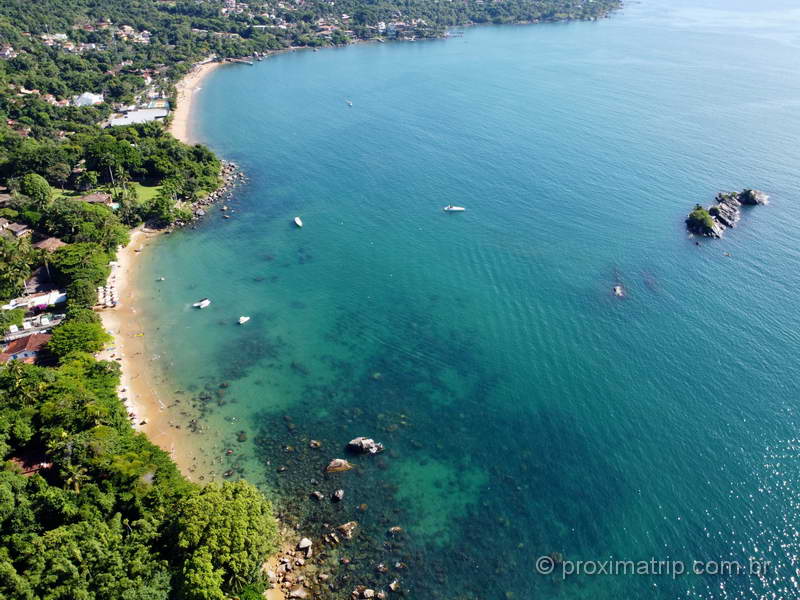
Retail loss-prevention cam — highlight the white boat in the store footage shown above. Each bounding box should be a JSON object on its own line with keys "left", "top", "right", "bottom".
{"left": 443, "top": 205, "right": 466, "bottom": 212}
{"left": 294, "top": 216, "right": 303, "bottom": 228}
{"left": 193, "top": 298, "right": 211, "bottom": 308}
{"left": 346, "top": 99, "right": 353, "bottom": 107}
{"left": 238, "top": 316, "right": 250, "bottom": 325}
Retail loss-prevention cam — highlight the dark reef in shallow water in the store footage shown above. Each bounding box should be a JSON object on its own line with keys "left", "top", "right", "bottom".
{"left": 244, "top": 307, "right": 629, "bottom": 600}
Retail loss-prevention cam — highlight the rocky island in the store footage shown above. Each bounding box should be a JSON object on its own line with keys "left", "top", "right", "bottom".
{"left": 686, "top": 189, "right": 768, "bottom": 238}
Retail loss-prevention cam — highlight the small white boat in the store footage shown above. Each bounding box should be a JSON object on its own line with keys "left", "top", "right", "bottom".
{"left": 294, "top": 216, "right": 303, "bottom": 228}
{"left": 193, "top": 298, "right": 211, "bottom": 308}
{"left": 346, "top": 99, "right": 353, "bottom": 107}
{"left": 443, "top": 205, "right": 466, "bottom": 212}
{"left": 238, "top": 316, "right": 250, "bottom": 325}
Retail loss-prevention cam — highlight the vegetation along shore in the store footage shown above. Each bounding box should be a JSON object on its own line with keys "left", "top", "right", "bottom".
{"left": 0, "top": 0, "right": 622, "bottom": 597}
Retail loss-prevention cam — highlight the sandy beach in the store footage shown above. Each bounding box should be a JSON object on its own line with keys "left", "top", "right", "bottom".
{"left": 98, "top": 228, "right": 203, "bottom": 476}
{"left": 169, "top": 61, "right": 223, "bottom": 144}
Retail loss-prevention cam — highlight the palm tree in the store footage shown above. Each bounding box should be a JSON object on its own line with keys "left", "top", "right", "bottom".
{"left": 0, "top": 236, "right": 34, "bottom": 298}
{"left": 64, "top": 463, "right": 90, "bottom": 493}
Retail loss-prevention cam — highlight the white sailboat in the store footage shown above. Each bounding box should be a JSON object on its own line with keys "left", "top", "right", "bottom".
{"left": 193, "top": 298, "right": 211, "bottom": 308}
{"left": 294, "top": 216, "right": 303, "bottom": 228}
{"left": 238, "top": 316, "right": 250, "bottom": 324}
{"left": 443, "top": 204, "right": 466, "bottom": 212}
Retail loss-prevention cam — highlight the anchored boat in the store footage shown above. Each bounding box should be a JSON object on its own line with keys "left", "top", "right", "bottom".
{"left": 443, "top": 205, "right": 466, "bottom": 212}
{"left": 294, "top": 216, "right": 303, "bottom": 228}
{"left": 238, "top": 316, "right": 250, "bottom": 324}
{"left": 192, "top": 298, "right": 211, "bottom": 308}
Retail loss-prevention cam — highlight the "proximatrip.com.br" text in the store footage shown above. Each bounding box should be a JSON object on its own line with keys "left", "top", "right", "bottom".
{"left": 535, "top": 555, "right": 771, "bottom": 580}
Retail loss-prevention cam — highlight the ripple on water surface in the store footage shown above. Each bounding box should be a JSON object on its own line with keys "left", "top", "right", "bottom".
{"left": 136, "top": 0, "right": 800, "bottom": 597}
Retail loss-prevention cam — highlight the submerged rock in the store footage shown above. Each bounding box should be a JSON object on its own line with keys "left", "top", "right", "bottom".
{"left": 337, "top": 521, "right": 358, "bottom": 539}
{"left": 326, "top": 458, "right": 354, "bottom": 473}
{"left": 347, "top": 437, "right": 385, "bottom": 455}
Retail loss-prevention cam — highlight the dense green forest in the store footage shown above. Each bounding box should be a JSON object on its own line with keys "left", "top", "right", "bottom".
{"left": 0, "top": 0, "right": 620, "bottom": 597}
{"left": 0, "top": 355, "right": 278, "bottom": 599}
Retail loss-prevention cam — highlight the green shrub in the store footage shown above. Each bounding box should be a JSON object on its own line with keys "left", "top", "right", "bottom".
{"left": 19, "top": 173, "right": 52, "bottom": 208}
{"left": 48, "top": 320, "right": 111, "bottom": 359}
{"left": 0, "top": 308, "right": 25, "bottom": 331}
{"left": 66, "top": 279, "right": 99, "bottom": 311}
{"left": 49, "top": 243, "right": 110, "bottom": 289}
{"left": 687, "top": 204, "right": 715, "bottom": 230}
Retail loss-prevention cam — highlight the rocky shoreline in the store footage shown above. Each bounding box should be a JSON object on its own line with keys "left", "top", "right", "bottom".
{"left": 685, "top": 189, "right": 768, "bottom": 238}
{"left": 263, "top": 432, "right": 412, "bottom": 600}
{"left": 173, "top": 160, "right": 247, "bottom": 227}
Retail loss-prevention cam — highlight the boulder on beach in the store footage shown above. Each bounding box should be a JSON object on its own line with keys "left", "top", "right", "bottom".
{"left": 297, "top": 538, "right": 312, "bottom": 550}
{"left": 347, "top": 437, "right": 384, "bottom": 455}
{"left": 289, "top": 586, "right": 309, "bottom": 599}
{"left": 325, "top": 458, "right": 354, "bottom": 473}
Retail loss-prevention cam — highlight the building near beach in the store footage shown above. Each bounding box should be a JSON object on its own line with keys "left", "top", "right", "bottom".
{"left": 73, "top": 92, "right": 104, "bottom": 107}
{"left": 33, "top": 237, "right": 67, "bottom": 252}
{"left": 0, "top": 333, "right": 52, "bottom": 364}
{"left": 107, "top": 107, "right": 168, "bottom": 126}
{"left": 79, "top": 192, "right": 114, "bottom": 206}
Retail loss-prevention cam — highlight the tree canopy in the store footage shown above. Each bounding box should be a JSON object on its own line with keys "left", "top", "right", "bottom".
{"left": 0, "top": 357, "right": 279, "bottom": 600}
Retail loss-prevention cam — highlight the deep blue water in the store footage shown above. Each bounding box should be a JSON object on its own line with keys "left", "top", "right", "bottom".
{"left": 137, "top": 1, "right": 800, "bottom": 597}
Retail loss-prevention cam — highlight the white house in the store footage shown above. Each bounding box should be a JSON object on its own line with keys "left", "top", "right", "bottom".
{"left": 73, "top": 92, "right": 104, "bottom": 107}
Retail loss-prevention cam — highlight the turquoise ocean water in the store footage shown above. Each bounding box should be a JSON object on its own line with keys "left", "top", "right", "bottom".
{"left": 137, "top": 1, "right": 800, "bottom": 597}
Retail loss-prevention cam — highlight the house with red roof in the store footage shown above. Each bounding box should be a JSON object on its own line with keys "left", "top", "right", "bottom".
{"left": 0, "top": 333, "right": 51, "bottom": 364}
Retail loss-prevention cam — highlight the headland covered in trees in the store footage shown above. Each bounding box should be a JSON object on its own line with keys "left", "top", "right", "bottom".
{"left": 0, "top": 0, "right": 621, "bottom": 598}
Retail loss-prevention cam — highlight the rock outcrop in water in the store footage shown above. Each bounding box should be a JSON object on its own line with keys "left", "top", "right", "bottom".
{"left": 686, "top": 189, "right": 768, "bottom": 238}
{"left": 325, "top": 458, "right": 353, "bottom": 472}
{"left": 347, "top": 437, "right": 384, "bottom": 454}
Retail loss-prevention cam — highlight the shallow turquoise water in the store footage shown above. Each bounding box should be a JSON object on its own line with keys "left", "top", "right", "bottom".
{"left": 138, "top": 1, "right": 800, "bottom": 597}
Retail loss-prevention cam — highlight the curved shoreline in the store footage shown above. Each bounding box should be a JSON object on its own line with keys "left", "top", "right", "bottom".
{"left": 98, "top": 229, "right": 207, "bottom": 477}
{"left": 170, "top": 60, "right": 223, "bottom": 144}
{"left": 100, "top": 59, "right": 226, "bottom": 476}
